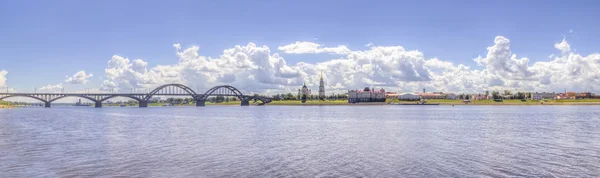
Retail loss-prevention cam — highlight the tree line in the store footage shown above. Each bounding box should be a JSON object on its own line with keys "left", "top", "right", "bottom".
{"left": 269, "top": 93, "right": 348, "bottom": 101}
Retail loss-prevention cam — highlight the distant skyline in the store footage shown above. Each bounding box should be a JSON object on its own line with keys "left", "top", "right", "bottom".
{"left": 2, "top": 0, "right": 600, "bottom": 98}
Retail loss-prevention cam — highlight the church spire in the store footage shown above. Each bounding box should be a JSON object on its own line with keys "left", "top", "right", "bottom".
{"left": 318, "top": 71, "right": 325, "bottom": 100}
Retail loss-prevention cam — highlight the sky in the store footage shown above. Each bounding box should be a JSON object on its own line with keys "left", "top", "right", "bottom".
{"left": 1, "top": 0, "right": 600, "bottom": 98}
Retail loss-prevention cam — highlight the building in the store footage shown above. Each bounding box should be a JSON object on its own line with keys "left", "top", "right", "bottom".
{"left": 385, "top": 92, "right": 399, "bottom": 99}
{"left": 398, "top": 93, "right": 420, "bottom": 100}
{"left": 531, "top": 92, "right": 556, "bottom": 100}
{"left": 348, "top": 87, "right": 386, "bottom": 103}
{"left": 417, "top": 92, "right": 446, "bottom": 100}
{"left": 555, "top": 93, "right": 573, "bottom": 100}
{"left": 446, "top": 93, "right": 457, "bottom": 100}
{"left": 318, "top": 72, "right": 325, "bottom": 100}
{"left": 577, "top": 92, "right": 595, "bottom": 99}
{"left": 472, "top": 94, "right": 491, "bottom": 100}
{"left": 297, "top": 83, "right": 311, "bottom": 98}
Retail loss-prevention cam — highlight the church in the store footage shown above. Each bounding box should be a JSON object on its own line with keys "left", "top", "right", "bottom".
{"left": 297, "top": 83, "right": 311, "bottom": 98}
{"left": 297, "top": 73, "right": 326, "bottom": 100}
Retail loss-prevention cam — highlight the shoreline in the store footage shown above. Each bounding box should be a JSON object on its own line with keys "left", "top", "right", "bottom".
{"left": 0, "top": 105, "right": 15, "bottom": 109}
{"left": 440, "top": 103, "right": 600, "bottom": 106}
{"left": 5, "top": 101, "right": 600, "bottom": 108}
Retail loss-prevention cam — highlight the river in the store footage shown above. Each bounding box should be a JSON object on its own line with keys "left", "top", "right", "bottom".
{"left": 1, "top": 105, "right": 599, "bottom": 177}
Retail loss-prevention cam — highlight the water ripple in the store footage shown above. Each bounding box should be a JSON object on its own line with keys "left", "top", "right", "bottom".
{"left": 0, "top": 106, "right": 599, "bottom": 177}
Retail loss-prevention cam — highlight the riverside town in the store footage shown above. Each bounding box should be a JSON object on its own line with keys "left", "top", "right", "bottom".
{"left": 3, "top": 2, "right": 600, "bottom": 177}
{"left": 3, "top": 74, "right": 596, "bottom": 108}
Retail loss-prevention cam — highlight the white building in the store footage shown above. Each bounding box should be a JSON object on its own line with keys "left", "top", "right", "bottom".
{"left": 348, "top": 87, "right": 386, "bottom": 103}
{"left": 446, "top": 93, "right": 457, "bottom": 100}
{"left": 532, "top": 92, "right": 556, "bottom": 100}
{"left": 472, "top": 94, "right": 491, "bottom": 100}
{"left": 398, "top": 93, "right": 420, "bottom": 100}
{"left": 417, "top": 92, "right": 446, "bottom": 99}
{"left": 297, "top": 83, "right": 311, "bottom": 98}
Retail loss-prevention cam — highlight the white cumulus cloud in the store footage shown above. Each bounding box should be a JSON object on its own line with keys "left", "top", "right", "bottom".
{"left": 95, "top": 36, "right": 600, "bottom": 95}
{"left": 554, "top": 39, "right": 571, "bottom": 53}
{"left": 0, "top": 70, "right": 7, "bottom": 87}
{"left": 277, "top": 41, "right": 351, "bottom": 55}
{"left": 39, "top": 84, "right": 63, "bottom": 92}
{"left": 474, "top": 36, "right": 535, "bottom": 80}
{"left": 65, "top": 71, "right": 93, "bottom": 84}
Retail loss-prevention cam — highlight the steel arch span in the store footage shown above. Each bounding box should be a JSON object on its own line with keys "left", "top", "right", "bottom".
{"left": 99, "top": 94, "right": 144, "bottom": 102}
{"left": 48, "top": 95, "right": 99, "bottom": 103}
{"left": 0, "top": 83, "right": 272, "bottom": 107}
{"left": 144, "top": 83, "right": 199, "bottom": 101}
{"left": 0, "top": 95, "right": 48, "bottom": 103}
{"left": 199, "top": 85, "right": 246, "bottom": 101}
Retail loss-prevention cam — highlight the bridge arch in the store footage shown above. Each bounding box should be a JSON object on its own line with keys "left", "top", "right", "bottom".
{"left": 99, "top": 94, "right": 144, "bottom": 102}
{"left": 200, "top": 85, "right": 246, "bottom": 101}
{"left": 48, "top": 95, "right": 99, "bottom": 103}
{"left": 144, "top": 84, "right": 198, "bottom": 101}
{"left": 0, "top": 95, "right": 48, "bottom": 103}
{"left": 253, "top": 96, "right": 272, "bottom": 104}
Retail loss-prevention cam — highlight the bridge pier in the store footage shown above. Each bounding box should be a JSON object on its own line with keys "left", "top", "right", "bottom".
{"left": 196, "top": 100, "right": 205, "bottom": 107}
{"left": 241, "top": 99, "right": 250, "bottom": 106}
{"left": 95, "top": 101, "right": 102, "bottom": 108}
{"left": 139, "top": 101, "right": 148, "bottom": 108}
{"left": 44, "top": 102, "right": 51, "bottom": 108}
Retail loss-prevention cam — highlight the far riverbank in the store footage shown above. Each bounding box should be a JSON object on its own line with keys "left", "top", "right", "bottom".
{"left": 5, "top": 99, "right": 600, "bottom": 108}
{"left": 399, "top": 99, "right": 600, "bottom": 106}
{"left": 0, "top": 105, "right": 14, "bottom": 109}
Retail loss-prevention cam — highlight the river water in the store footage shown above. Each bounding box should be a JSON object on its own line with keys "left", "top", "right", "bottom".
{"left": 1, "top": 105, "right": 599, "bottom": 177}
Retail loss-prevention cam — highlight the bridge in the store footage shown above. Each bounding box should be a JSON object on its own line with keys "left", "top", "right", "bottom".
{"left": 0, "top": 84, "right": 272, "bottom": 108}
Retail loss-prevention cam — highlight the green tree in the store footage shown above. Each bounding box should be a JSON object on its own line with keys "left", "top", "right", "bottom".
{"left": 254, "top": 94, "right": 259, "bottom": 102}
{"left": 285, "top": 93, "right": 295, "bottom": 100}
{"left": 492, "top": 91, "right": 500, "bottom": 99}
{"left": 516, "top": 92, "right": 525, "bottom": 100}
{"left": 174, "top": 98, "right": 183, "bottom": 104}
{"left": 127, "top": 100, "right": 137, "bottom": 106}
{"left": 301, "top": 94, "right": 307, "bottom": 103}
{"left": 215, "top": 96, "right": 225, "bottom": 103}
{"left": 503, "top": 90, "right": 512, "bottom": 97}
{"left": 337, "top": 94, "right": 347, "bottom": 100}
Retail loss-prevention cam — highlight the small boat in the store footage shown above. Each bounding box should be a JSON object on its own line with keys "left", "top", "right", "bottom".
{"left": 120, "top": 104, "right": 126, "bottom": 107}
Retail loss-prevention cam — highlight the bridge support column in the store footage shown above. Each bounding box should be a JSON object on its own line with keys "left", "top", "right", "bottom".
{"left": 95, "top": 101, "right": 102, "bottom": 108}
{"left": 241, "top": 99, "right": 250, "bottom": 106}
{"left": 139, "top": 101, "right": 148, "bottom": 108}
{"left": 196, "top": 100, "right": 205, "bottom": 107}
{"left": 44, "top": 102, "right": 51, "bottom": 108}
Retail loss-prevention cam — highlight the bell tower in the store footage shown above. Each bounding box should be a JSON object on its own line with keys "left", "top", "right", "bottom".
{"left": 319, "top": 72, "right": 325, "bottom": 100}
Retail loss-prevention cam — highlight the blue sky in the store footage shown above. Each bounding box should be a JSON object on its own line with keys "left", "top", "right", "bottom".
{"left": 1, "top": 0, "right": 600, "bottom": 92}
